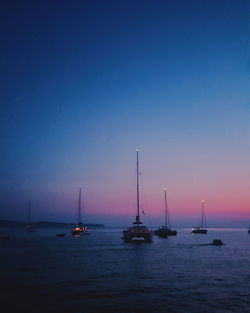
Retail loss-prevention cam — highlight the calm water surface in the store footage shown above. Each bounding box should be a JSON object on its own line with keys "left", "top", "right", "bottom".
{"left": 0, "top": 227, "right": 250, "bottom": 313}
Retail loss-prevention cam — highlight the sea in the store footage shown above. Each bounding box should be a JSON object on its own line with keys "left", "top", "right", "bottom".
{"left": 0, "top": 227, "right": 250, "bottom": 313}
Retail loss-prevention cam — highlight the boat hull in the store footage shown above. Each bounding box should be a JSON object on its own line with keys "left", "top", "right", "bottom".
{"left": 71, "top": 230, "right": 89, "bottom": 236}
{"left": 71, "top": 225, "right": 89, "bottom": 236}
{"left": 166, "top": 230, "right": 177, "bottom": 236}
{"left": 154, "top": 227, "right": 177, "bottom": 237}
{"left": 191, "top": 228, "right": 207, "bottom": 234}
{"left": 154, "top": 230, "right": 168, "bottom": 238}
{"left": 123, "top": 226, "right": 153, "bottom": 243}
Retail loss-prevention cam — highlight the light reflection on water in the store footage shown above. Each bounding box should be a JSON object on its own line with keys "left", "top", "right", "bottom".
{"left": 0, "top": 227, "right": 250, "bottom": 313}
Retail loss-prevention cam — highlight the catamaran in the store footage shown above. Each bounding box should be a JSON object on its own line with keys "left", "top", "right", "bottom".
{"left": 26, "top": 201, "right": 36, "bottom": 233}
{"left": 71, "top": 188, "right": 89, "bottom": 236}
{"left": 122, "top": 149, "right": 153, "bottom": 243}
{"left": 191, "top": 200, "right": 207, "bottom": 234}
{"left": 154, "top": 188, "right": 177, "bottom": 238}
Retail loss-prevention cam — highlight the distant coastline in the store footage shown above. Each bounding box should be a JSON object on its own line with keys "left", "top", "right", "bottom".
{"left": 0, "top": 219, "right": 104, "bottom": 228}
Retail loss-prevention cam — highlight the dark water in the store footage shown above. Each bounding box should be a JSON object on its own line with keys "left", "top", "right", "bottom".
{"left": 0, "top": 227, "right": 250, "bottom": 313}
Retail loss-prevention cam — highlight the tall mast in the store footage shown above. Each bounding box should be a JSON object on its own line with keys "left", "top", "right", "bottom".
{"left": 164, "top": 188, "right": 171, "bottom": 228}
{"left": 135, "top": 148, "right": 141, "bottom": 224}
{"left": 164, "top": 189, "right": 167, "bottom": 227}
{"left": 201, "top": 200, "right": 205, "bottom": 228}
{"left": 78, "top": 188, "right": 82, "bottom": 224}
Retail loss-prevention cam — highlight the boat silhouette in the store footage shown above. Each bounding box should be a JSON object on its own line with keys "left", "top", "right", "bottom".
{"left": 122, "top": 149, "right": 153, "bottom": 243}
{"left": 154, "top": 188, "right": 177, "bottom": 238}
{"left": 71, "top": 188, "right": 89, "bottom": 236}
{"left": 191, "top": 200, "right": 207, "bottom": 234}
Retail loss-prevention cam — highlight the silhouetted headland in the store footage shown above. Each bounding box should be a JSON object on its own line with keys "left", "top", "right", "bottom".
{"left": 0, "top": 219, "right": 104, "bottom": 228}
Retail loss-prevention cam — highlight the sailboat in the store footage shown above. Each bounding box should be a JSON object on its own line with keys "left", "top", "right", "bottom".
{"left": 154, "top": 188, "right": 177, "bottom": 238}
{"left": 26, "top": 201, "right": 36, "bottom": 232}
{"left": 191, "top": 200, "right": 207, "bottom": 234}
{"left": 122, "top": 149, "right": 153, "bottom": 243}
{"left": 71, "top": 188, "right": 89, "bottom": 236}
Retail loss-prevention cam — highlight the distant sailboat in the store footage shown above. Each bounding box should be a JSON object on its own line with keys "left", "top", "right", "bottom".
{"left": 191, "top": 200, "right": 207, "bottom": 234}
{"left": 26, "top": 201, "right": 36, "bottom": 232}
{"left": 154, "top": 188, "right": 177, "bottom": 238}
{"left": 71, "top": 188, "right": 89, "bottom": 236}
{"left": 122, "top": 149, "right": 153, "bottom": 243}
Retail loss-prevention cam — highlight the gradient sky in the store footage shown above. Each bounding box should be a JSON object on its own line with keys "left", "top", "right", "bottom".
{"left": 1, "top": 0, "right": 249, "bottom": 226}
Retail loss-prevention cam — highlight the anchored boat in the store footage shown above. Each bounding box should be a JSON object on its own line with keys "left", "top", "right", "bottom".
{"left": 154, "top": 188, "right": 177, "bottom": 238}
{"left": 122, "top": 149, "right": 153, "bottom": 243}
{"left": 71, "top": 188, "right": 89, "bottom": 236}
{"left": 191, "top": 200, "right": 207, "bottom": 234}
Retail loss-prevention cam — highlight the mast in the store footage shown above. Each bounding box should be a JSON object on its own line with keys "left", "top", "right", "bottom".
{"left": 164, "top": 188, "right": 171, "bottom": 228}
{"left": 201, "top": 200, "right": 205, "bottom": 228}
{"left": 78, "top": 188, "right": 82, "bottom": 224}
{"left": 135, "top": 148, "right": 141, "bottom": 224}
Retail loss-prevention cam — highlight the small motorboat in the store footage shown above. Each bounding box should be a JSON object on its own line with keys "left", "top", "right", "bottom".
{"left": 210, "top": 239, "right": 225, "bottom": 246}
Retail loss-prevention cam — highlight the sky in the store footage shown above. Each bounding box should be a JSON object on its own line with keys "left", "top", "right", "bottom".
{"left": 0, "top": 0, "right": 249, "bottom": 227}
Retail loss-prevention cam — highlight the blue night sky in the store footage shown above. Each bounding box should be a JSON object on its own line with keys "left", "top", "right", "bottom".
{"left": 1, "top": 0, "right": 249, "bottom": 226}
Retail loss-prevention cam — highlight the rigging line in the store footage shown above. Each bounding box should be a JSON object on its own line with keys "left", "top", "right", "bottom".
{"left": 82, "top": 189, "right": 89, "bottom": 225}
{"left": 165, "top": 189, "right": 172, "bottom": 229}
{"left": 168, "top": 196, "right": 174, "bottom": 229}
{"left": 139, "top": 171, "right": 153, "bottom": 228}
{"left": 139, "top": 168, "right": 149, "bottom": 211}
